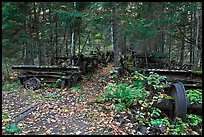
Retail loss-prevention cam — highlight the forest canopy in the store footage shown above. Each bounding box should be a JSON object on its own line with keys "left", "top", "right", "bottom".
{"left": 2, "top": 2, "right": 202, "bottom": 79}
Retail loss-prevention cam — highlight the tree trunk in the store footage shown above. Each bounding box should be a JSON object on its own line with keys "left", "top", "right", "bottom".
{"left": 71, "top": 29, "right": 76, "bottom": 65}
{"left": 21, "top": 42, "right": 26, "bottom": 65}
{"left": 37, "top": 3, "right": 43, "bottom": 65}
{"left": 33, "top": 2, "right": 38, "bottom": 64}
{"left": 78, "top": 31, "right": 81, "bottom": 55}
{"left": 28, "top": 6, "right": 34, "bottom": 65}
{"left": 112, "top": 2, "right": 120, "bottom": 68}
{"left": 55, "top": 22, "right": 58, "bottom": 64}
{"left": 194, "top": 3, "right": 200, "bottom": 70}
{"left": 60, "top": 31, "right": 68, "bottom": 57}
{"left": 49, "top": 3, "right": 55, "bottom": 65}
{"left": 179, "top": 27, "right": 185, "bottom": 66}
{"left": 40, "top": 2, "right": 46, "bottom": 65}
{"left": 190, "top": 10, "right": 194, "bottom": 64}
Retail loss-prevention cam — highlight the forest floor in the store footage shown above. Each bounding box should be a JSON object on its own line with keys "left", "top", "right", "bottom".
{"left": 2, "top": 64, "right": 121, "bottom": 135}
{"left": 2, "top": 63, "right": 202, "bottom": 135}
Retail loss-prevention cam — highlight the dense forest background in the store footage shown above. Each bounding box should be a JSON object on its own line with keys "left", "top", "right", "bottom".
{"left": 2, "top": 2, "right": 202, "bottom": 81}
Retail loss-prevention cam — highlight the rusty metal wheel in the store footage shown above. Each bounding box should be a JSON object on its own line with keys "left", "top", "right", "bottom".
{"left": 25, "top": 77, "right": 41, "bottom": 90}
{"left": 169, "top": 82, "right": 187, "bottom": 123}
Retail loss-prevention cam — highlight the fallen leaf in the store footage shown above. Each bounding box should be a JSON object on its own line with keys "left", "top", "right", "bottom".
{"left": 61, "top": 125, "right": 65, "bottom": 130}
{"left": 89, "top": 127, "right": 96, "bottom": 131}
{"left": 3, "top": 118, "right": 11, "bottom": 123}
{"left": 17, "top": 122, "right": 23, "bottom": 127}
{"left": 76, "top": 131, "right": 82, "bottom": 135}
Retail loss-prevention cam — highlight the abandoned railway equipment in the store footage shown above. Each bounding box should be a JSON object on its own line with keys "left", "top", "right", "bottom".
{"left": 152, "top": 81, "right": 202, "bottom": 123}
{"left": 55, "top": 55, "right": 99, "bottom": 74}
{"left": 169, "top": 82, "right": 187, "bottom": 123}
{"left": 12, "top": 65, "right": 81, "bottom": 89}
{"left": 25, "top": 77, "right": 41, "bottom": 90}
{"left": 141, "top": 69, "right": 202, "bottom": 90}
{"left": 130, "top": 51, "right": 169, "bottom": 69}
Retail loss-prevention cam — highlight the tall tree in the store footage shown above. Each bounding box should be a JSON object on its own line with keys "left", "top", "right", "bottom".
{"left": 112, "top": 2, "right": 120, "bottom": 67}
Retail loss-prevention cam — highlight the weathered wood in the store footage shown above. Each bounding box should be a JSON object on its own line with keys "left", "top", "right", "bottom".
{"left": 11, "top": 102, "right": 40, "bottom": 119}
{"left": 141, "top": 69, "right": 202, "bottom": 85}
{"left": 15, "top": 106, "right": 37, "bottom": 123}
{"left": 12, "top": 64, "right": 81, "bottom": 87}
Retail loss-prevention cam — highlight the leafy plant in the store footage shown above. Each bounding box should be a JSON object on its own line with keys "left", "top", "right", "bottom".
{"left": 2, "top": 80, "right": 21, "bottom": 91}
{"left": 76, "top": 93, "right": 83, "bottom": 99}
{"left": 98, "top": 81, "right": 146, "bottom": 111}
{"left": 150, "top": 117, "right": 170, "bottom": 127}
{"left": 132, "top": 71, "right": 170, "bottom": 93}
{"left": 71, "top": 85, "right": 80, "bottom": 92}
{"left": 151, "top": 108, "right": 161, "bottom": 117}
{"left": 109, "top": 69, "right": 119, "bottom": 80}
{"left": 98, "top": 77, "right": 106, "bottom": 83}
{"left": 132, "top": 71, "right": 147, "bottom": 82}
{"left": 55, "top": 78, "right": 62, "bottom": 86}
{"left": 146, "top": 72, "right": 170, "bottom": 92}
{"left": 5, "top": 123, "right": 21, "bottom": 134}
{"left": 186, "top": 89, "right": 202, "bottom": 104}
{"left": 186, "top": 114, "right": 202, "bottom": 126}
{"left": 2, "top": 112, "right": 9, "bottom": 120}
{"left": 113, "top": 103, "right": 126, "bottom": 111}
{"left": 44, "top": 93, "right": 59, "bottom": 100}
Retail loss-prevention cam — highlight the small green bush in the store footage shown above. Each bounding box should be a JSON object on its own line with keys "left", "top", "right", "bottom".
{"left": 2, "top": 80, "right": 21, "bottom": 91}
{"left": 98, "top": 81, "right": 146, "bottom": 111}
{"left": 186, "top": 89, "right": 202, "bottom": 104}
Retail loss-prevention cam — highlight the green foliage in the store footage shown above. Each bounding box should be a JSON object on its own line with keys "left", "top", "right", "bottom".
{"left": 186, "top": 89, "right": 202, "bottom": 104}
{"left": 2, "top": 80, "right": 21, "bottom": 91}
{"left": 5, "top": 123, "right": 21, "bottom": 134}
{"left": 98, "top": 77, "right": 105, "bottom": 83}
{"left": 109, "top": 69, "right": 119, "bottom": 80}
{"left": 44, "top": 93, "right": 59, "bottom": 100}
{"left": 132, "top": 71, "right": 170, "bottom": 93}
{"left": 150, "top": 117, "right": 170, "bottom": 127}
{"left": 99, "top": 81, "right": 146, "bottom": 111}
{"left": 71, "top": 85, "right": 81, "bottom": 92}
{"left": 146, "top": 72, "right": 170, "bottom": 92}
{"left": 76, "top": 93, "right": 83, "bottom": 99}
{"left": 150, "top": 115, "right": 202, "bottom": 135}
{"left": 55, "top": 78, "right": 62, "bottom": 87}
{"left": 113, "top": 103, "right": 126, "bottom": 111}
{"left": 186, "top": 114, "right": 202, "bottom": 126}
{"left": 2, "top": 112, "right": 9, "bottom": 120}
{"left": 151, "top": 108, "right": 161, "bottom": 117}
{"left": 132, "top": 71, "right": 147, "bottom": 82}
{"left": 193, "top": 71, "right": 202, "bottom": 74}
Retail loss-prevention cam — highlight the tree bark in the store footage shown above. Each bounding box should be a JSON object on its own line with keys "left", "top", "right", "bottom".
{"left": 194, "top": 3, "right": 200, "bottom": 70}
{"left": 41, "top": 2, "right": 46, "bottom": 65}
{"left": 55, "top": 22, "right": 58, "bottom": 64}
{"left": 190, "top": 10, "right": 194, "bottom": 64}
{"left": 49, "top": 3, "right": 55, "bottom": 65}
{"left": 112, "top": 2, "right": 120, "bottom": 67}
{"left": 71, "top": 29, "right": 76, "bottom": 65}
{"left": 179, "top": 27, "right": 185, "bottom": 66}
{"left": 60, "top": 31, "right": 68, "bottom": 57}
